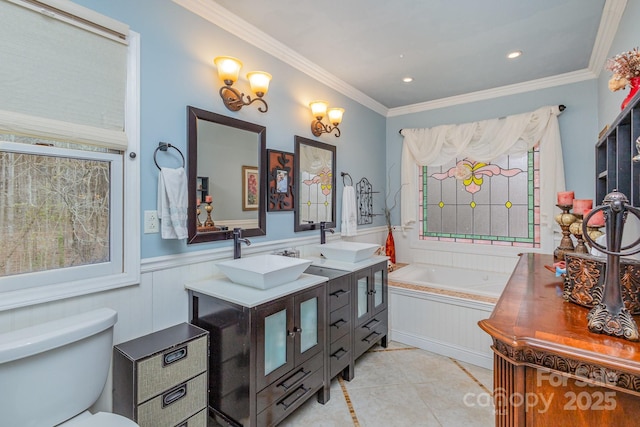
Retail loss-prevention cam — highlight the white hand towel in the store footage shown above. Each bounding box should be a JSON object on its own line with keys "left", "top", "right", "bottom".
{"left": 157, "top": 167, "right": 188, "bottom": 239}
{"left": 341, "top": 185, "right": 358, "bottom": 236}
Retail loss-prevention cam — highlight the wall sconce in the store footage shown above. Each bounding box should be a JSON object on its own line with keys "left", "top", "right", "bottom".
{"left": 214, "top": 56, "right": 271, "bottom": 113}
{"left": 309, "top": 100, "right": 344, "bottom": 137}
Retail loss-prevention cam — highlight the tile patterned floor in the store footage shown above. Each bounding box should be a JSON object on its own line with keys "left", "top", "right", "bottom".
{"left": 210, "top": 342, "right": 495, "bottom": 426}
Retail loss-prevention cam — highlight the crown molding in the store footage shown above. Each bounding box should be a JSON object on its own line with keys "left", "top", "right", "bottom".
{"left": 172, "top": 0, "right": 388, "bottom": 116}
{"left": 174, "top": 0, "right": 621, "bottom": 118}
{"left": 588, "top": 0, "right": 627, "bottom": 76}
{"left": 387, "top": 69, "right": 597, "bottom": 117}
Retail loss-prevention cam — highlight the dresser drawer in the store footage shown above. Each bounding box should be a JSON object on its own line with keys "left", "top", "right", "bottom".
{"left": 256, "top": 366, "right": 324, "bottom": 427}
{"left": 174, "top": 408, "right": 207, "bottom": 427}
{"left": 136, "top": 373, "right": 207, "bottom": 427}
{"left": 137, "top": 335, "right": 207, "bottom": 403}
{"left": 354, "top": 312, "right": 387, "bottom": 358}
{"left": 256, "top": 351, "right": 323, "bottom": 413}
{"left": 329, "top": 304, "right": 351, "bottom": 342}
{"left": 329, "top": 333, "right": 351, "bottom": 379}
{"left": 328, "top": 277, "right": 351, "bottom": 311}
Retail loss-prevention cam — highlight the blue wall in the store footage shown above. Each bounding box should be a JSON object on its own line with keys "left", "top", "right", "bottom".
{"left": 73, "top": 0, "right": 387, "bottom": 259}
{"left": 385, "top": 81, "right": 599, "bottom": 226}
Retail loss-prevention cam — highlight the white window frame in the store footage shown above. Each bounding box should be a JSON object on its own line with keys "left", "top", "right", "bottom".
{"left": 0, "top": 32, "right": 141, "bottom": 311}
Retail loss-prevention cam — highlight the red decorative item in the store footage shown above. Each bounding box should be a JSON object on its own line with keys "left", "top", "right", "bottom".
{"left": 385, "top": 229, "right": 396, "bottom": 264}
{"left": 622, "top": 77, "right": 640, "bottom": 110}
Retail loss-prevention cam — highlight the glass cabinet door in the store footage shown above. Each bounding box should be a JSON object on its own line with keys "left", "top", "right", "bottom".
{"left": 294, "top": 285, "right": 324, "bottom": 365}
{"left": 356, "top": 271, "right": 370, "bottom": 321}
{"left": 264, "top": 308, "right": 288, "bottom": 376}
{"left": 373, "top": 269, "right": 384, "bottom": 309}
{"left": 299, "top": 297, "right": 318, "bottom": 353}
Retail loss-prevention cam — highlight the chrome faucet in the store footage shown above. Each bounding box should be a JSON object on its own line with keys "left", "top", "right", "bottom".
{"left": 320, "top": 221, "right": 335, "bottom": 244}
{"left": 233, "top": 228, "right": 251, "bottom": 259}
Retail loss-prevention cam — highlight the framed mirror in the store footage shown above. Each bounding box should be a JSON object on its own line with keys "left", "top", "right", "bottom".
{"left": 294, "top": 135, "right": 336, "bottom": 232}
{"left": 187, "top": 106, "right": 266, "bottom": 244}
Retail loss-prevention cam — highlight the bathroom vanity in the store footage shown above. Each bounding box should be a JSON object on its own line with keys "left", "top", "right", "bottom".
{"left": 186, "top": 273, "right": 328, "bottom": 427}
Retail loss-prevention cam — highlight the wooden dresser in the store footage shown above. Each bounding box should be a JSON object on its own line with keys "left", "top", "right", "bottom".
{"left": 479, "top": 253, "right": 640, "bottom": 427}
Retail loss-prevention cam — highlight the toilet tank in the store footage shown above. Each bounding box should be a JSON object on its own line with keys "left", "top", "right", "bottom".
{"left": 0, "top": 308, "right": 118, "bottom": 427}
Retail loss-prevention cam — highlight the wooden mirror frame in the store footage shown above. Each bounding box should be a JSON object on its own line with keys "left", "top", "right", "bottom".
{"left": 187, "top": 106, "right": 267, "bottom": 244}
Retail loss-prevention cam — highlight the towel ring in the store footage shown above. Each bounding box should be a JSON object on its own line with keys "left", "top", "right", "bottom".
{"left": 154, "top": 142, "right": 185, "bottom": 170}
{"left": 341, "top": 172, "right": 353, "bottom": 186}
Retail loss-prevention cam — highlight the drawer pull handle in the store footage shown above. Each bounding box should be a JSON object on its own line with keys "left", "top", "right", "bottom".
{"left": 332, "top": 348, "right": 348, "bottom": 360}
{"left": 363, "top": 318, "right": 380, "bottom": 330}
{"left": 162, "top": 384, "right": 187, "bottom": 408}
{"left": 363, "top": 331, "right": 382, "bottom": 344}
{"left": 175, "top": 423, "right": 187, "bottom": 427}
{"left": 279, "top": 367, "right": 310, "bottom": 390}
{"left": 163, "top": 346, "right": 187, "bottom": 366}
{"left": 330, "top": 289, "right": 347, "bottom": 298}
{"left": 331, "top": 318, "right": 347, "bottom": 329}
{"left": 278, "top": 385, "right": 309, "bottom": 410}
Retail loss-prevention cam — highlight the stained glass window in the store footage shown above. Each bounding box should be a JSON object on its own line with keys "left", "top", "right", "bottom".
{"left": 419, "top": 148, "right": 540, "bottom": 247}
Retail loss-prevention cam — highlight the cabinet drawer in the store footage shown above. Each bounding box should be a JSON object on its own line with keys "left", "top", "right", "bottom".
{"left": 354, "top": 312, "right": 387, "bottom": 358}
{"left": 328, "top": 278, "right": 351, "bottom": 311}
{"left": 329, "top": 333, "right": 352, "bottom": 379}
{"left": 136, "top": 373, "right": 207, "bottom": 427}
{"left": 174, "top": 408, "right": 207, "bottom": 427}
{"left": 137, "top": 335, "right": 207, "bottom": 403}
{"left": 256, "top": 366, "right": 324, "bottom": 427}
{"left": 256, "top": 351, "right": 323, "bottom": 413}
{"left": 329, "top": 304, "right": 351, "bottom": 342}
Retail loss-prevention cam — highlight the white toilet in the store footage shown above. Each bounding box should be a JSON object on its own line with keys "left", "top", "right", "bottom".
{"left": 0, "top": 308, "right": 140, "bottom": 427}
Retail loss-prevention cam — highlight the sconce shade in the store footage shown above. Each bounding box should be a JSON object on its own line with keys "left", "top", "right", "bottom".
{"left": 247, "top": 71, "right": 272, "bottom": 97}
{"left": 214, "top": 56, "right": 242, "bottom": 84}
{"left": 327, "top": 108, "right": 344, "bottom": 126}
{"left": 309, "top": 100, "right": 328, "bottom": 120}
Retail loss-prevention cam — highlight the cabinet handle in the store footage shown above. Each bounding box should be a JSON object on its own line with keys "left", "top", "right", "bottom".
{"left": 287, "top": 326, "right": 302, "bottom": 337}
{"left": 278, "top": 385, "right": 309, "bottom": 410}
{"left": 278, "top": 367, "right": 311, "bottom": 390}
{"left": 175, "top": 423, "right": 187, "bottom": 427}
{"left": 330, "top": 289, "right": 347, "bottom": 298}
{"left": 332, "top": 348, "right": 348, "bottom": 360}
{"left": 163, "top": 346, "right": 188, "bottom": 366}
{"left": 162, "top": 383, "right": 187, "bottom": 408}
{"left": 331, "top": 318, "right": 347, "bottom": 329}
{"left": 363, "top": 318, "right": 380, "bottom": 330}
{"left": 363, "top": 331, "right": 382, "bottom": 344}
{"left": 368, "top": 289, "right": 377, "bottom": 295}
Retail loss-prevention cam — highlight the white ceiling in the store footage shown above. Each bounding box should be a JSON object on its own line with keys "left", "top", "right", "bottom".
{"left": 176, "top": 0, "right": 625, "bottom": 115}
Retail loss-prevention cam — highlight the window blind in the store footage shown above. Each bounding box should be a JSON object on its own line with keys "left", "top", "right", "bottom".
{"left": 0, "top": 0, "right": 129, "bottom": 150}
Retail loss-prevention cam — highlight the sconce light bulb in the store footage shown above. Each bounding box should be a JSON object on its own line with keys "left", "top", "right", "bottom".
{"left": 214, "top": 56, "right": 242, "bottom": 84}
{"left": 309, "top": 100, "right": 328, "bottom": 120}
{"left": 247, "top": 71, "right": 272, "bottom": 97}
{"left": 327, "top": 108, "right": 344, "bottom": 126}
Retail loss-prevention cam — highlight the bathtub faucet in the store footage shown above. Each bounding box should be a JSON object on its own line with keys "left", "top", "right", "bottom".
{"left": 233, "top": 227, "right": 251, "bottom": 259}
{"left": 320, "top": 221, "right": 334, "bottom": 244}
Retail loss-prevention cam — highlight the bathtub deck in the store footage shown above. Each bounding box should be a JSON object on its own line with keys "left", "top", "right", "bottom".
{"left": 388, "top": 279, "right": 498, "bottom": 304}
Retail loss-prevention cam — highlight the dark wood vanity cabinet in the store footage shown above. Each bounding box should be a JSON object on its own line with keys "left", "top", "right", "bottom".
{"left": 305, "top": 266, "right": 354, "bottom": 381}
{"left": 189, "top": 283, "right": 326, "bottom": 427}
{"left": 353, "top": 261, "right": 388, "bottom": 359}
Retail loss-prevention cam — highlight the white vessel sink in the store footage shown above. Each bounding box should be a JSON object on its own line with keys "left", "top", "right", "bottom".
{"left": 318, "top": 242, "right": 380, "bottom": 263}
{"left": 216, "top": 254, "right": 312, "bottom": 289}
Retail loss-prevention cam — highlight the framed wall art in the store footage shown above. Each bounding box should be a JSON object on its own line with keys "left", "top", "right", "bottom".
{"left": 242, "top": 165, "right": 259, "bottom": 211}
{"left": 267, "top": 149, "right": 294, "bottom": 211}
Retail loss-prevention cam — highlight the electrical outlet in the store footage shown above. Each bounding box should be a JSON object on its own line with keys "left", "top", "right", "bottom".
{"left": 144, "top": 210, "right": 159, "bottom": 234}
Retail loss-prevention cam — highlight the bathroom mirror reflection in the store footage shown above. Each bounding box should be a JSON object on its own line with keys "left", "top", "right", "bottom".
{"left": 294, "top": 135, "right": 336, "bottom": 232}
{"left": 187, "top": 106, "right": 266, "bottom": 244}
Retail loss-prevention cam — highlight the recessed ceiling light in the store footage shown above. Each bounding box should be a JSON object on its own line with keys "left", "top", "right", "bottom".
{"left": 507, "top": 50, "right": 522, "bottom": 59}
{"left": 403, "top": 77, "right": 413, "bottom": 83}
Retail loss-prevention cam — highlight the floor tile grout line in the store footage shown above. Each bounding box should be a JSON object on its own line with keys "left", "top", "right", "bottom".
{"left": 450, "top": 358, "right": 492, "bottom": 395}
{"left": 338, "top": 376, "right": 361, "bottom": 427}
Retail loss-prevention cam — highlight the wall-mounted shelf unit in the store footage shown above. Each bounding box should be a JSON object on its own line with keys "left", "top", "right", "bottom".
{"left": 596, "top": 94, "right": 640, "bottom": 206}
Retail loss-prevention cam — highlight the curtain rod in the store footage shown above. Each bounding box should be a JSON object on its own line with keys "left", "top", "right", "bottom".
{"left": 398, "top": 104, "right": 566, "bottom": 135}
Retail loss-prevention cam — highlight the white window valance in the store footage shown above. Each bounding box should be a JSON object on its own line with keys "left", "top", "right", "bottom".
{"left": 0, "top": 0, "right": 129, "bottom": 150}
{"left": 400, "top": 105, "right": 565, "bottom": 241}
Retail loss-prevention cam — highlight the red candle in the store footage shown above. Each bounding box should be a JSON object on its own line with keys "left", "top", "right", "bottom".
{"left": 205, "top": 195, "right": 212, "bottom": 203}
{"left": 557, "top": 191, "right": 575, "bottom": 205}
{"left": 586, "top": 209, "right": 605, "bottom": 227}
{"left": 572, "top": 199, "right": 592, "bottom": 215}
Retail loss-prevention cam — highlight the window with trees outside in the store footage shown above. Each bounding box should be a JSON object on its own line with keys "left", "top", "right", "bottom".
{"left": 0, "top": 0, "right": 139, "bottom": 308}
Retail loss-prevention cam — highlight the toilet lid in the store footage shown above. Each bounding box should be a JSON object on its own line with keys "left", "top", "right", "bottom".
{"left": 64, "top": 412, "right": 140, "bottom": 427}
